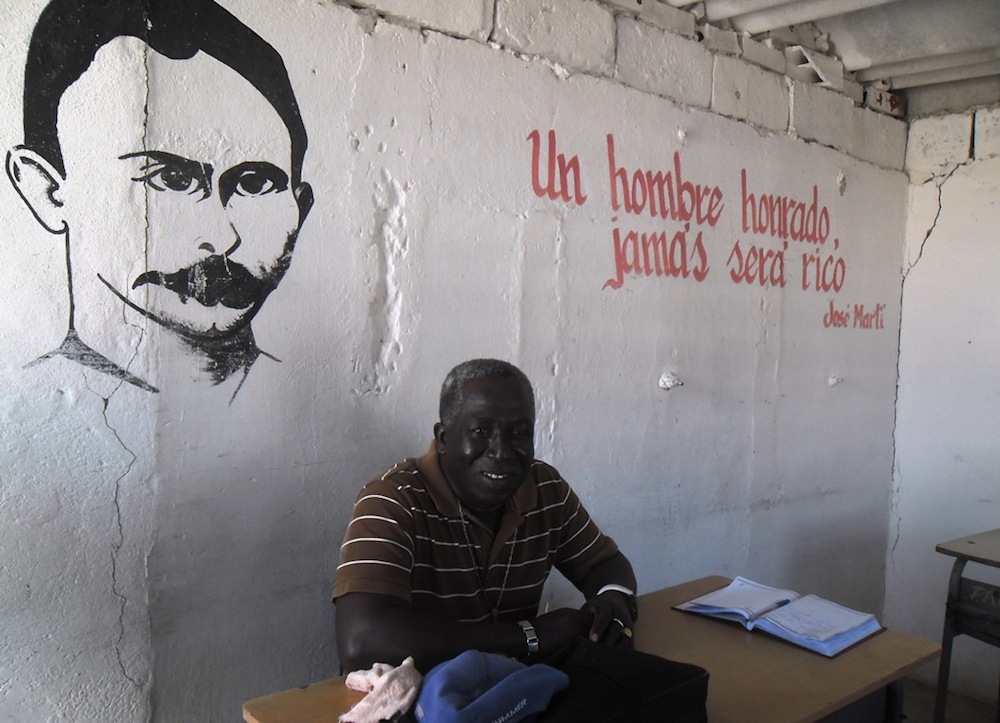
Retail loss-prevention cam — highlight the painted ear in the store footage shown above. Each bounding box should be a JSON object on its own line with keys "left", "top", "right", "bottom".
{"left": 293, "top": 181, "right": 314, "bottom": 222}
{"left": 6, "top": 146, "right": 67, "bottom": 234}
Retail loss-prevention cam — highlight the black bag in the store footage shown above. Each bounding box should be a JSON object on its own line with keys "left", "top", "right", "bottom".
{"left": 536, "top": 638, "right": 709, "bottom": 723}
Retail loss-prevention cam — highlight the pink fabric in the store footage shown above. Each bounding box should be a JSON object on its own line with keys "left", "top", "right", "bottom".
{"left": 339, "top": 657, "right": 422, "bottom": 723}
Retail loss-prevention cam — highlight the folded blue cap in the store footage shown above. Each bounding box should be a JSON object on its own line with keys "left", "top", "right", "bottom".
{"left": 414, "top": 650, "right": 569, "bottom": 723}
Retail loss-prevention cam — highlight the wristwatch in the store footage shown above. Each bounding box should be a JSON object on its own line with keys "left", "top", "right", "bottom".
{"left": 597, "top": 583, "right": 639, "bottom": 622}
{"left": 517, "top": 619, "right": 539, "bottom": 656}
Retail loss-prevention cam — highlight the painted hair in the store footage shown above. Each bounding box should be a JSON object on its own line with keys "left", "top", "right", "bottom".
{"left": 439, "top": 359, "right": 535, "bottom": 427}
{"left": 22, "top": 0, "right": 307, "bottom": 181}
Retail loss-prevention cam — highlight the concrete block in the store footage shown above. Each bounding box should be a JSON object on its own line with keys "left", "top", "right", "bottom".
{"left": 699, "top": 23, "right": 740, "bottom": 56}
{"left": 785, "top": 46, "right": 844, "bottom": 90}
{"left": 790, "top": 79, "right": 854, "bottom": 153}
{"left": 748, "top": 64, "right": 789, "bottom": 132}
{"left": 905, "top": 114, "right": 972, "bottom": 179}
{"left": 638, "top": 0, "right": 696, "bottom": 38}
{"left": 849, "top": 105, "right": 907, "bottom": 170}
{"left": 711, "top": 54, "right": 788, "bottom": 132}
{"left": 864, "top": 87, "right": 906, "bottom": 118}
{"left": 739, "top": 34, "right": 784, "bottom": 74}
{"left": 616, "top": 16, "right": 713, "bottom": 109}
{"left": 495, "top": 0, "right": 616, "bottom": 76}
{"left": 350, "top": 0, "right": 494, "bottom": 40}
{"left": 599, "top": 0, "right": 642, "bottom": 14}
{"left": 974, "top": 106, "right": 1000, "bottom": 159}
{"left": 842, "top": 78, "right": 864, "bottom": 105}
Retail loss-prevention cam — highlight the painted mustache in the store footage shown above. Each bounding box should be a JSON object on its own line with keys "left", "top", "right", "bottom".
{"left": 132, "top": 254, "right": 267, "bottom": 310}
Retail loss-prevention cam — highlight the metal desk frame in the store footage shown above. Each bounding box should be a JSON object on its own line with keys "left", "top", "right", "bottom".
{"left": 934, "top": 527, "right": 1000, "bottom": 723}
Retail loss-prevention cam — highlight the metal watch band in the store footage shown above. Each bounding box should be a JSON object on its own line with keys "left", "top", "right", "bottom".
{"left": 517, "top": 619, "right": 539, "bottom": 656}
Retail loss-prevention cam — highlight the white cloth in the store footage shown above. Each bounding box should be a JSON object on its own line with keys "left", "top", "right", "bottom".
{"left": 339, "top": 657, "right": 422, "bottom": 723}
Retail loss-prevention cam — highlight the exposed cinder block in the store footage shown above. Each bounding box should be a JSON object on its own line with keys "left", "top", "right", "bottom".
{"left": 699, "top": 23, "right": 740, "bottom": 56}
{"left": 785, "top": 46, "right": 844, "bottom": 90}
{"left": 905, "top": 114, "right": 973, "bottom": 180}
{"left": 598, "top": 0, "right": 642, "bottom": 13}
{"left": 974, "top": 106, "right": 1000, "bottom": 159}
{"left": 739, "top": 34, "right": 784, "bottom": 74}
{"left": 790, "top": 79, "right": 854, "bottom": 153}
{"left": 495, "top": 0, "right": 615, "bottom": 76}
{"left": 849, "top": 105, "right": 907, "bottom": 170}
{"left": 350, "top": 0, "right": 494, "bottom": 40}
{"left": 711, "top": 54, "right": 788, "bottom": 132}
{"left": 842, "top": 78, "right": 863, "bottom": 105}
{"left": 638, "top": 0, "right": 696, "bottom": 38}
{"left": 616, "top": 16, "right": 713, "bottom": 109}
{"left": 864, "top": 87, "right": 906, "bottom": 118}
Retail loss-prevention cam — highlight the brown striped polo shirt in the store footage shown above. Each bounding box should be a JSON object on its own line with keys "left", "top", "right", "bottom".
{"left": 333, "top": 444, "right": 619, "bottom": 623}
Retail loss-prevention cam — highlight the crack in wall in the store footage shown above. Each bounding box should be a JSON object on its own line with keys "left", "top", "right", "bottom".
{"left": 902, "top": 164, "right": 962, "bottom": 278}
{"left": 96, "top": 35, "right": 151, "bottom": 713}
{"left": 889, "top": 160, "right": 967, "bottom": 573}
{"left": 101, "top": 390, "right": 142, "bottom": 691}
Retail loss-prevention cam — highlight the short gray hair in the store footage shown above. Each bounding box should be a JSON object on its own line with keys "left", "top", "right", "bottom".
{"left": 439, "top": 359, "right": 534, "bottom": 427}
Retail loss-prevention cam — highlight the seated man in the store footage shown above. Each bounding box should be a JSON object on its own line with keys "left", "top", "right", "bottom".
{"left": 333, "top": 358, "right": 638, "bottom": 673}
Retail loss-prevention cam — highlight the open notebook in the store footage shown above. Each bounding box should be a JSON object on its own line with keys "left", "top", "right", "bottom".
{"left": 675, "top": 576, "right": 882, "bottom": 657}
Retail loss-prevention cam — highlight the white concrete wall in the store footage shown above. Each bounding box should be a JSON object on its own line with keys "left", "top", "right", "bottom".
{"left": 885, "top": 106, "right": 1000, "bottom": 704}
{"left": 0, "top": 0, "right": 912, "bottom": 720}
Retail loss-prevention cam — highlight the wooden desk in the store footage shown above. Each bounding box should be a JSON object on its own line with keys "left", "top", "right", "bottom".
{"left": 637, "top": 576, "right": 938, "bottom": 722}
{"left": 933, "top": 527, "right": 1000, "bottom": 723}
{"left": 243, "top": 576, "right": 939, "bottom": 723}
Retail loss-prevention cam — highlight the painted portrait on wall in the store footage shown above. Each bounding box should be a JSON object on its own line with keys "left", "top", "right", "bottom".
{"left": 6, "top": 0, "right": 314, "bottom": 397}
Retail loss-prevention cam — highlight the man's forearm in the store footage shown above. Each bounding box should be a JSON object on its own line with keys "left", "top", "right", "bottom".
{"left": 336, "top": 593, "right": 531, "bottom": 673}
{"left": 579, "top": 551, "right": 637, "bottom": 601}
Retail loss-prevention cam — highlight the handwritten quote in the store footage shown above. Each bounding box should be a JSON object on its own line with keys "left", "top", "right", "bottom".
{"left": 527, "top": 129, "right": 885, "bottom": 330}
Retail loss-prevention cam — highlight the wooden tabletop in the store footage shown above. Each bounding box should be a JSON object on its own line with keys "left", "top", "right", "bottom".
{"left": 635, "top": 576, "right": 940, "bottom": 723}
{"left": 243, "top": 575, "right": 940, "bottom": 723}
{"left": 244, "top": 677, "right": 364, "bottom": 723}
{"left": 935, "top": 527, "right": 1000, "bottom": 567}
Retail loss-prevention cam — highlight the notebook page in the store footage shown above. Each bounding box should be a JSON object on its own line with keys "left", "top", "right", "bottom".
{"left": 678, "top": 577, "right": 800, "bottom": 619}
{"left": 751, "top": 594, "right": 876, "bottom": 641}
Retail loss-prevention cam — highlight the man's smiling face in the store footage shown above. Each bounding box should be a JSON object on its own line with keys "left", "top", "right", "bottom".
{"left": 435, "top": 376, "right": 536, "bottom": 516}
{"left": 57, "top": 37, "right": 308, "bottom": 342}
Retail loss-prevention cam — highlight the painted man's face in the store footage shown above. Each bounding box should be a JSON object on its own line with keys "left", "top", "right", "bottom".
{"left": 55, "top": 37, "right": 309, "bottom": 342}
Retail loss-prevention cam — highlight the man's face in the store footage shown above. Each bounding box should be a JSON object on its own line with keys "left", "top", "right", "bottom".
{"left": 55, "top": 37, "right": 309, "bottom": 341}
{"left": 435, "top": 377, "right": 536, "bottom": 515}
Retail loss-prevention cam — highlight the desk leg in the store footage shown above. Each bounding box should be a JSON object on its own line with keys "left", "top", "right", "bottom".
{"left": 886, "top": 679, "right": 903, "bottom": 723}
{"left": 933, "top": 558, "right": 967, "bottom": 723}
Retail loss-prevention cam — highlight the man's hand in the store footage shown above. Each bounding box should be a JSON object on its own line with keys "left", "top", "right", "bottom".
{"left": 580, "top": 591, "right": 635, "bottom": 648}
{"left": 532, "top": 608, "right": 592, "bottom": 657}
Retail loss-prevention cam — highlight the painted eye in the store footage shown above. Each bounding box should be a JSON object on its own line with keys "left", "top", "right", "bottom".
{"left": 233, "top": 169, "right": 286, "bottom": 197}
{"left": 134, "top": 160, "right": 209, "bottom": 199}
{"left": 220, "top": 162, "right": 290, "bottom": 204}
